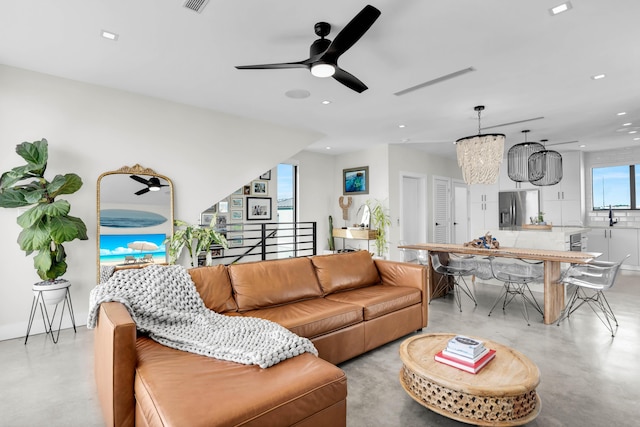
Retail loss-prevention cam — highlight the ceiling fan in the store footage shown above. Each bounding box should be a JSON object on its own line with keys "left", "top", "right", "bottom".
{"left": 130, "top": 175, "right": 168, "bottom": 195}
{"left": 235, "top": 5, "right": 381, "bottom": 93}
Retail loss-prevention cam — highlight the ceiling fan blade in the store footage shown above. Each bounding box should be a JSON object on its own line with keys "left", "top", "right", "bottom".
{"left": 332, "top": 67, "right": 368, "bottom": 93}
{"left": 321, "top": 5, "right": 381, "bottom": 63}
{"left": 130, "top": 174, "right": 150, "bottom": 185}
{"left": 235, "top": 60, "right": 310, "bottom": 70}
{"left": 135, "top": 187, "right": 150, "bottom": 196}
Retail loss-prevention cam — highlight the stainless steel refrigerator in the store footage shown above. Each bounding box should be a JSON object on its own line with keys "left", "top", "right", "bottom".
{"left": 499, "top": 190, "right": 540, "bottom": 229}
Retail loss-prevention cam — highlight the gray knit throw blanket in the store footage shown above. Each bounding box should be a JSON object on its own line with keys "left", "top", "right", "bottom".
{"left": 87, "top": 264, "right": 318, "bottom": 368}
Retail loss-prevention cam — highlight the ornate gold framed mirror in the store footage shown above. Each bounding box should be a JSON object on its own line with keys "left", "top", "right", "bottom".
{"left": 97, "top": 164, "right": 174, "bottom": 281}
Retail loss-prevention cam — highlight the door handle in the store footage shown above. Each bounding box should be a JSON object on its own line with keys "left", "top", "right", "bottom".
{"left": 435, "top": 222, "right": 440, "bottom": 226}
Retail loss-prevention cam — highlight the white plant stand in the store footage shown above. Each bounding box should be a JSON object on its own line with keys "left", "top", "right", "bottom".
{"left": 25, "top": 281, "right": 77, "bottom": 344}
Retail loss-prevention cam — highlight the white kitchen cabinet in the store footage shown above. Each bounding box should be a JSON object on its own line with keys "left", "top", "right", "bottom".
{"left": 499, "top": 162, "right": 536, "bottom": 190}
{"left": 540, "top": 151, "right": 584, "bottom": 226}
{"left": 586, "top": 228, "right": 639, "bottom": 267}
{"left": 469, "top": 183, "right": 499, "bottom": 238}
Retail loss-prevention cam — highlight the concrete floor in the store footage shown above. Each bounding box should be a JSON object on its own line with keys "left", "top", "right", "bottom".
{"left": 1, "top": 271, "right": 639, "bottom": 426}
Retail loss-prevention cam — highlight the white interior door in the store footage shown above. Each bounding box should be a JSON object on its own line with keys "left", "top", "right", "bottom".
{"left": 400, "top": 173, "right": 427, "bottom": 248}
{"left": 453, "top": 180, "right": 469, "bottom": 244}
{"left": 433, "top": 176, "right": 450, "bottom": 243}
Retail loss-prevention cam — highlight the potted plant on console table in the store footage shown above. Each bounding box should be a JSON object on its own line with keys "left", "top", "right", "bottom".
{"left": 0, "top": 138, "right": 88, "bottom": 307}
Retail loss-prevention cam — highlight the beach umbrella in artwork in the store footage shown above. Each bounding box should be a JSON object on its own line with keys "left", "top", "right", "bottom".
{"left": 127, "top": 241, "right": 159, "bottom": 253}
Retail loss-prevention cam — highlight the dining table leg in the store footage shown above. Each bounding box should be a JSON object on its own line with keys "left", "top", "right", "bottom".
{"left": 543, "top": 260, "right": 564, "bottom": 324}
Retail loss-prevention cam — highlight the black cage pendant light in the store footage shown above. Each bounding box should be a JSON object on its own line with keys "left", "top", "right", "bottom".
{"left": 507, "top": 130, "right": 544, "bottom": 182}
{"left": 528, "top": 139, "right": 563, "bottom": 186}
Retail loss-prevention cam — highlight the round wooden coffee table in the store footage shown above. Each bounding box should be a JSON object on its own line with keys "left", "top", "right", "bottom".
{"left": 399, "top": 333, "right": 540, "bottom": 426}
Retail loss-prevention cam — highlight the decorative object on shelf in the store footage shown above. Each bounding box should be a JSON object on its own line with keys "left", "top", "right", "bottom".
{"left": 338, "top": 195, "right": 353, "bottom": 225}
{"left": 455, "top": 106, "right": 505, "bottom": 185}
{"left": 528, "top": 139, "right": 563, "bottom": 186}
{"left": 328, "top": 215, "right": 335, "bottom": 251}
{"left": 366, "top": 199, "right": 391, "bottom": 257}
{"left": 246, "top": 197, "right": 272, "bottom": 220}
{"left": 507, "top": 130, "right": 544, "bottom": 182}
{"left": 165, "top": 219, "right": 228, "bottom": 267}
{"left": 343, "top": 166, "right": 369, "bottom": 195}
{"left": 464, "top": 232, "right": 500, "bottom": 249}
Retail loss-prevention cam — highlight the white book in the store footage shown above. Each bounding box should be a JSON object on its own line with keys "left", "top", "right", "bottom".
{"left": 442, "top": 347, "right": 490, "bottom": 363}
{"left": 447, "top": 335, "right": 485, "bottom": 357}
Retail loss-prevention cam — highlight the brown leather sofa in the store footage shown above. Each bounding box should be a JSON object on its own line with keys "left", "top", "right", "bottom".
{"left": 94, "top": 250, "right": 428, "bottom": 426}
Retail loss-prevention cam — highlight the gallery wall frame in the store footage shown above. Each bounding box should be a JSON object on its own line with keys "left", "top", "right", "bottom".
{"left": 231, "top": 210, "right": 243, "bottom": 221}
{"left": 343, "top": 166, "right": 369, "bottom": 195}
{"left": 260, "top": 170, "right": 271, "bottom": 180}
{"left": 247, "top": 197, "right": 272, "bottom": 220}
{"left": 231, "top": 197, "right": 243, "bottom": 208}
{"left": 251, "top": 180, "right": 269, "bottom": 196}
{"left": 201, "top": 213, "right": 214, "bottom": 226}
{"left": 228, "top": 233, "right": 243, "bottom": 247}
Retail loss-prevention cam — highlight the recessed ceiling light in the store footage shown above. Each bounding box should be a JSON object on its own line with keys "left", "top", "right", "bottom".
{"left": 623, "top": 123, "right": 632, "bottom": 126}
{"left": 630, "top": 131, "right": 638, "bottom": 134}
{"left": 579, "top": 144, "right": 586, "bottom": 148}
{"left": 398, "top": 124, "right": 406, "bottom": 128}
{"left": 401, "top": 138, "right": 410, "bottom": 143}
{"left": 325, "top": 146, "right": 332, "bottom": 150}
{"left": 617, "top": 112, "right": 627, "bottom": 116}
{"left": 591, "top": 74, "right": 606, "bottom": 80}
{"left": 549, "top": 2, "right": 572, "bottom": 15}
{"left": 321, "top": 100, "right": 331, "bottom": 105}
{"left": 101, "top": 30, "right": 119, "bottom": 41}
{"left": 634, "top": 138, "right": 640, "bottom": 141}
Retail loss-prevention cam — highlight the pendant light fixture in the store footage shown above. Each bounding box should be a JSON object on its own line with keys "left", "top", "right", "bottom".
{"left": 528, "top": 139, "right": 563, "bottom": 186}
{"left": 455, "top": 106, "right": 505, "bottom": 185}
{"left": 507, "top": 130, "right": 544, "bottom": 182}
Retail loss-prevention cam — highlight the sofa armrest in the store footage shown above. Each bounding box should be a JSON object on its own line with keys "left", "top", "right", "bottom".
{"left": 94, "top": 302, "right": 137, "bottom": 427}
{"left": 374, "top": 260, "right": 428, "bottom": 327}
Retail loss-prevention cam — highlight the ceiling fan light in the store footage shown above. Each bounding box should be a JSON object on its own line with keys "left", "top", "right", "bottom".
{"left": 311, "top": 63, "right": 336, "bottom": 78}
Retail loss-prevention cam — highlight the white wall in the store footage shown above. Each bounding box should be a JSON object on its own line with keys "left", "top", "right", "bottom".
{"left": 388, "top": 144, "right": 462, "bottom": 261}
{"left": 0, "top": 65, "right": 323, "bottom": 340}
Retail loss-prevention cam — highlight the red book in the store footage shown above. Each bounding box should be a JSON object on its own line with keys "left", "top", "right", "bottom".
{"left": 434, "top": 349, "right": 496, "bottom": 374}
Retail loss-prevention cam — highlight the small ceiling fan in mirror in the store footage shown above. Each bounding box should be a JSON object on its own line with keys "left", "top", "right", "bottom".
{"left": 130, "top": 175, "right": 169, "bottom": 195}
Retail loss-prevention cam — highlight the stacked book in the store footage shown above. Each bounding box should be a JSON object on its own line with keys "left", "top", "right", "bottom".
{"left": 434, "top": 335, "right": 496, "bottom": 374}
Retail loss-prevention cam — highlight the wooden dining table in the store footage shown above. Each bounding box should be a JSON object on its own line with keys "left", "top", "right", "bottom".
{"left": 398, "top": 243, "right": 600, "bottom": 325}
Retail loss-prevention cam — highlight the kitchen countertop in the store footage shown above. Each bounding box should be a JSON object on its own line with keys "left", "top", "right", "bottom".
{"left": 491, "top": 227, "right": 590, "bottom": 251}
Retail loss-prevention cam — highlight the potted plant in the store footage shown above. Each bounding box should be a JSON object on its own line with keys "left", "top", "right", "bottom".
{"left": 0, "top": 138, "right": 88, "bottom": 304}
{"left": 165, "top": 218, "right": 228, "bottom": 267}
{"left": 367, "top": 199, "right": 391, "bottom": 258}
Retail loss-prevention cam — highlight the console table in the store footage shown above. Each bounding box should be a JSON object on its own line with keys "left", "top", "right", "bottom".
{"left": 332, "top": 228, "right": 378, "bottom": 252}
{"left": 398, "top": 243, "right": 599, "bottom": 324}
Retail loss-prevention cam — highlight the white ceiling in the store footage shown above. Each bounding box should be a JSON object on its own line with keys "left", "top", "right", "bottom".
{"left": 2, "top": 0, "right": 640, "bottom": 159}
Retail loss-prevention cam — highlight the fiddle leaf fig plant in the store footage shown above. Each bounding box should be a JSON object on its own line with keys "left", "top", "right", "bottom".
{"left": 0, "top": 139, "right": 88, "bottom": 281}
{"left": 165, "top": 218, "right": 228, "bottom": 267}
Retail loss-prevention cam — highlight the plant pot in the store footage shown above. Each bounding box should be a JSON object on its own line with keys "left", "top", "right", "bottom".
{"left": 32, "top": 279, "right": 70, "bottom": 305}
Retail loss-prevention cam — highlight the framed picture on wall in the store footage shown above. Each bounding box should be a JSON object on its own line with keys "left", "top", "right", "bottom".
{"left": 201, "top": 213, "right": 214, "bottom": 226}
{"left": 231, "top": 210, "right": 243, "bottom": 221}
{"left": 251, "top": 180, "right": 269, "bottom": 195}
{"left": 215, "top": 215, "right": 228, "bottom": 232}
{"left": 243, "top": 185, "right": 251, "bottom": 195}
{"left": 228, "top": 223, "right": 243, "bottom": 232}
{"left": 246, "top": 197, "right": 272, "bottom": 220}
{"left": 343, "top": 166, "right": 369, "bottom": 195}
{"left": 232, "top": 188, "right": 243, "bottom": 195}
{"left": 228, "top": 233, "right": 243, "bottom": 247}
{"left": 260, "top": 170, "right": 271, "bottom": 180}
{"left": 231, "top": 197, "right": 243, "bottom": 208}
{"left": 218, "top": 200, "right": 229, "bottom": 213}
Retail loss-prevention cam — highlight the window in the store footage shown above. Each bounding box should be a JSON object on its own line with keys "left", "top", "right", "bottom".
{"left": 592, "top": 165, "right": 637, "bottom": 210}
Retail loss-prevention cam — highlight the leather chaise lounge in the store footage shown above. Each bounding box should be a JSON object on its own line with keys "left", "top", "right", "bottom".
{"left": 94, "top": 250, "right": 428, "bottom": 426}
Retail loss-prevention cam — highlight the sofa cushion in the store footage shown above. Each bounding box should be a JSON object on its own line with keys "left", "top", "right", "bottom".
{"left": 311, "top": 251, "right": 381, "bottom": 294}
{"left": 242, "top": 298, "right": 363, "bottom": 339}
{"left": 325, "top": 284, "right": 421, "bottom": 321}
{"left": 228, "top": 257, "right": 323, "bottom": 311}
{"left": 188, "top": 265, "right": 238, "bottom": 313}
{"left": 134, "top": 337, "right": 347, "bottom": 427}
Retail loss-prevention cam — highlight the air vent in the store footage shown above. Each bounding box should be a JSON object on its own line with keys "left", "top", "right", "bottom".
{"left": 394, "top": 67, "right": 476, "bottom": 96}
{"left": 183, "top": 0, "right": 209, "bottom": 13}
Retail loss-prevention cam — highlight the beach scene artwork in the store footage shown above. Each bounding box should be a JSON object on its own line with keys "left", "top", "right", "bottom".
{"left": 100, "top": 209, "right": 168, "bottom": 228}
{"left": 100, "top": 233, "right": 167, "bottom": 265}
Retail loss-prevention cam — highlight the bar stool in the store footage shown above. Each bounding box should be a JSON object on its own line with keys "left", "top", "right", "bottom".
{"left": 487, "top": 258, "right": 543, "bottom": 325}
